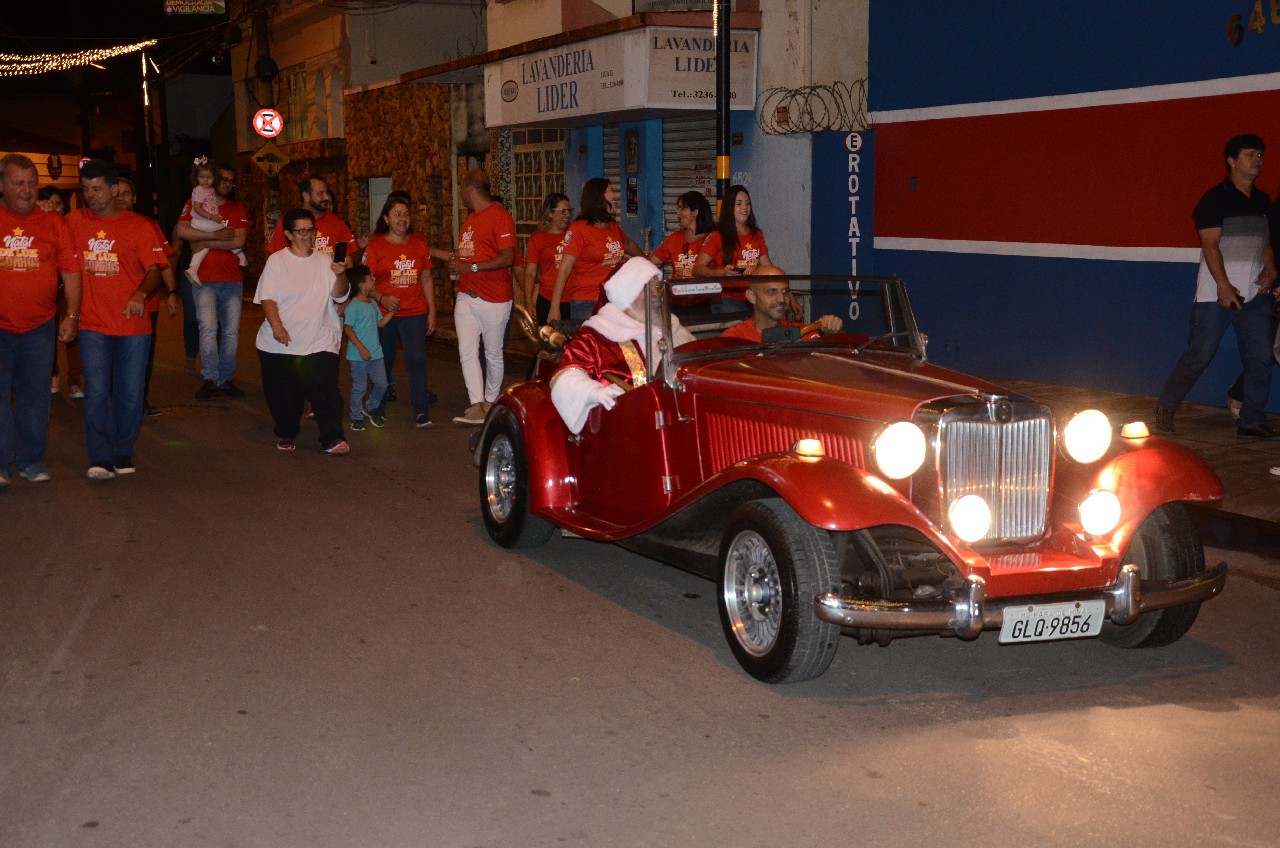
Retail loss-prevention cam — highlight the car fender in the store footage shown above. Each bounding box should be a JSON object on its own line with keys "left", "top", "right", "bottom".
{"left": 1054, "top": 435, "right": 1223, "bottom": 553}
{"left": 712, "top": 453, "right": 942, "bottom": 534}
{"left": 481, "top": 385, "right": 573, "bottom": 512}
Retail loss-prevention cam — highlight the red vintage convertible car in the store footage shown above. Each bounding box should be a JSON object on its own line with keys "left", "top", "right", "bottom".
{"left": 475, "top": 274, "right": 1227, "bottom": 684}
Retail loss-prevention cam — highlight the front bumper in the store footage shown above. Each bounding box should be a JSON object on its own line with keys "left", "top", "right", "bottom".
{"left": 813, "top": 562, "right": 1228, "bottom": 639}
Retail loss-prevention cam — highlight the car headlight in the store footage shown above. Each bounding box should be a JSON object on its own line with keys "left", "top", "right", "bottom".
{"left": 1062, "top": 409, "right": 1112, "bottom": 464}
{"left": 948, "top": 495, "right": 992, "bottom": 543}
{"left": 1079, "top": 489, "right": 1122, "bottom": 537}
{"left": 871, "top": 421, "right": 926, "bottom": 480}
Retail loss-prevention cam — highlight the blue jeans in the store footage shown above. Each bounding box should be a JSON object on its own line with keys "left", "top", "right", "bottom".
{"left": 1158, "top": 295, "right": 1275, "bottom": 428}
{"left": 568, "top": 300, "right": 595, "bottom": 321}
{"left": 196, "top": 281, "right": 242, "bottom": 384}
{"left": 0, "top": 318, "right": 56, "bottom": 473}
{"left": 378, "top": 313, "right": 430, "bottom": 416}
{"left": 349, "top": 357, "right": 388, "bottom": 420}
{"left": 78, "top": 331, "right": 150, "bottom": 465}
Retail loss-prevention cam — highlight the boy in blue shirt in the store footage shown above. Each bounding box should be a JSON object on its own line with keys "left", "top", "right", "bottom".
{"left": 343, "top": 265, "right": 394, "bottom": 430}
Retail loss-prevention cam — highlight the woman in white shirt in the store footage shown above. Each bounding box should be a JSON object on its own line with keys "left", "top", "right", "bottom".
{"left": 254, "top": 208, "right": 352, "bottom": 454}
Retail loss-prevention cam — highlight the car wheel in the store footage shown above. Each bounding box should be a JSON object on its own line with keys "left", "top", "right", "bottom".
{"left": 479, "top": 412, "right": 554, "bottom": 549}
{"left": 717, "top": 498, "right": 840, "bottom": 683}
{"left": 1100, "top": 502, "right": 1204, "bottom": 648}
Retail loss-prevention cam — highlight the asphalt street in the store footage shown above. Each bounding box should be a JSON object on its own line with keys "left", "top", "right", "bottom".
{"left": 3, "top": 313, "right": 1279, "bottom": 848}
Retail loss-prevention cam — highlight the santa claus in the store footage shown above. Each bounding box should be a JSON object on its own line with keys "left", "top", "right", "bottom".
{"left": 550, "top": 256, "right": 694, "bottom": 434}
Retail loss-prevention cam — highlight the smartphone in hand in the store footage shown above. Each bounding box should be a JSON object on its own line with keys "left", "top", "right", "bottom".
{"left": 333, "top": 243, "right": 348, "bottom": 263}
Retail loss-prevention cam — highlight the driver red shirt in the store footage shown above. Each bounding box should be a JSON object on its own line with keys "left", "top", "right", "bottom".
{"left": 721, "top": 318, "right": 803, "bottom": 342}
{"left": 66, "top": 208, "right": 167, "bottom": 336}
{"left": 0, "top": 205, "right": 77, "bottom": 333}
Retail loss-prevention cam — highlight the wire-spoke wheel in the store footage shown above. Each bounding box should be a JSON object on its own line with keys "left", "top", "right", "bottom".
{"left": 479, "top": 412, "right": 553, "bottom": 549}
{"left": 717, "top": 498, "right": 839, "bottom": 683}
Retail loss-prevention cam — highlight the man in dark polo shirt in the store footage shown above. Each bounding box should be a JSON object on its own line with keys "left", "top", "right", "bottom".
{"left": 1155, "top": 134, "right": 1277, "bottom": 438}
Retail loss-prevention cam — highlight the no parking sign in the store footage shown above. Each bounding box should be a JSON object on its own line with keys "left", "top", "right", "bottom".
{"left": 253, "top": 108, "right": 283, "bottom": 139}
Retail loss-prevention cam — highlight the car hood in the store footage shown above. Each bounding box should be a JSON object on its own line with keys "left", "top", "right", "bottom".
{"left": 678, "top": 347, "right": 1009, "bottom": 421}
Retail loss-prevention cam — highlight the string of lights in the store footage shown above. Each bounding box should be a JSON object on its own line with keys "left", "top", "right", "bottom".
{"left": 0, "top": 38, "right": 159, "bottom": 78}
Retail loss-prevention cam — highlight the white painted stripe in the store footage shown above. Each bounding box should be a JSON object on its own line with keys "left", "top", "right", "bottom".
{"left": 870, "top": 72, "right": 1280, "bottom": 124}
{"left": 874, "top": 236, "right": 1201, "bottom": 264}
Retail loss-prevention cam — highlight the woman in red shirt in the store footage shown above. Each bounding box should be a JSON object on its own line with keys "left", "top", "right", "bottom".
{"left": 649, "top": 190, "right": 714, "bottom": 314}
{"left": 693, "top": 184, "right": 774, "bottom": 314}
{"left": 548, "top": 178, "right": 641, "bottom": 322}
{"left": 363, "top": 192, "right": 437, "bottom": 428}
{"left": 520, "top": 192, "right": 571, "bottom": 325}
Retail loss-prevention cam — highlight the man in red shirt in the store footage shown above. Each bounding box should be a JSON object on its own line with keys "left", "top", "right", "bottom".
{"left": 0, "top": 153, "right": 81, "bottom": 485}
{"left": 66, "top": 159, "right": 167, "bottom": 480}
{"left": 267, "top": 175, "right": 357, "bottom": 262}
{"left": 116, "top": 177, "right": 178, "bottom": 416}
{"left": 722, "top": 267, "right": 843, "bottom": 342}
{"left": 173, "top": 163, "right": 250, "bottom": 400}
{"left": 448, "top": 170, "right": 517, "bottom": 426}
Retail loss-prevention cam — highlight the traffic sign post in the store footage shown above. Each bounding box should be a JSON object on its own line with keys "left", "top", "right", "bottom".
{"left": 252, "top": 140, "right": 289, "bottom": 177}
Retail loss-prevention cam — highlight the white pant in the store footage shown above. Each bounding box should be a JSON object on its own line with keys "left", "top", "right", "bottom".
{"left": 454, "top": 294, "right": 512, "bottom": 404}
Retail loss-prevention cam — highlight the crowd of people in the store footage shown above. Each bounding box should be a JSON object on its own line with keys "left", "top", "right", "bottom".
{"left": 0, "top": 148, "right": 840, "bottom": 485}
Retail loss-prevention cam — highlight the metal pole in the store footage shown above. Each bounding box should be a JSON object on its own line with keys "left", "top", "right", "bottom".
{"left": 714, "top": 0, "right": 731, "bottom": 210}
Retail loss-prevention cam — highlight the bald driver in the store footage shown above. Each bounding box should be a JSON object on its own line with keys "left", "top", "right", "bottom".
{"left": 721, "top": 266, "right": 842, "bottom": 342}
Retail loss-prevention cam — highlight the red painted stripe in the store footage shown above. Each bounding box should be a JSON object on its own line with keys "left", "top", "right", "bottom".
{"left": 875, "top": 89, "right": 1280, "bottom": 249}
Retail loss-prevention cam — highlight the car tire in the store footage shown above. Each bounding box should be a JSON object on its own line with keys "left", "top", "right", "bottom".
{"left": 479, "top": 411, "right": 555, "bottom": 549}
{"left": 717, "top": 498, "right": 840, "bottom": 683}
{"left": 1099, "top": 502, "right": 1204, "bottom": 648}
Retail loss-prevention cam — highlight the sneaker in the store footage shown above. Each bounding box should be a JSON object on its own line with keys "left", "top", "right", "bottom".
{"left": 143, "top": 404, "right": 161, "bottom": 417}
{"left": 1227, "top": 397, "right": 1242, "bottom": 421}
{"left": 0, "top": 470, "right": 9, "bottom": 488}
{"left": 50, "top": 377, "right": 59, "bottom": 394}
{"left": 1152, "top": 406, "right": 1176, "bottom": 435}
{"left": 384, "top": 384, "right": 398, "bottom": 403}
{"left": 324, "top": 439, "right": 351, "bottom": 455}
{"left": 350, "top": 417, "right": 366, "bottom": 432}
{"left": 219, "top": 381, "right": 245, "bottom": 398}
{"left": 365, "top": 408, "right": 385, "bottom": 428}
{"left": 86, "top": 463, "right": 116, "bottom": 481}
{"left": 18, "top": 464, "right": 51, "bottom": 483}
{"left": 1270, "top": 466, "right": 1280, "bottom": 477}
{"left": 276, "top": 438, "right": 296, "bottom": 452}
{"left": 113, "top": 457, "right": 135, "bottom": 474}
{"left": 415, "top": 414, "right": 435, "bottom": 429}
{"left": 452, "top": 403, "right": 487, "bottom": 426}
{"left": 69, "top": 385, "right": 84, "bottom": 399}
{"left": 196, "top": 380, "right": 223, "bottom": 400}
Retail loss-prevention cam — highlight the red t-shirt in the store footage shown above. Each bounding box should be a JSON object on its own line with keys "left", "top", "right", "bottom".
{"left": 268, "top": 211, "right": 357, "bottom": 260}
{"left": 699, "top": 228, "right": 769, "bottom": 273}
{"left": 67, "top": 208, "right": 168, "bottom": 337}
{"left": 0, "top": 205, "right": 78, "bottom": 333}
{"left": 365, "top": 231, "right": 432, "bottom": 317}
{"left": 561, "top": 220, "right": 627, "bottom": 302}
{"left": 180, "top": 198, "right": 249, "bottom": 283}
{"left": 721, "top": 318, "right": 803, "bottom": 342}
{"left": 144, "top": 218, "right": 175, "bottom": 315}
{"left": 456, "top": 203, "right": 517, "bottom": 303}
{"left": 524, "top": 229, "right": 567, "bottom": 300}
{"left": 652, "top": 230, "right": 708, "bottom": 280}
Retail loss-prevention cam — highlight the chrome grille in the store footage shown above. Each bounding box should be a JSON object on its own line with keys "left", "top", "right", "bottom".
{"left": 939, "top": 403, "right": 1051, "bottom": 541}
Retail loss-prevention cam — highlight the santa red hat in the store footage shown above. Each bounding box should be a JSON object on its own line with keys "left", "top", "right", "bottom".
{"left": 603, "top": 256, "right": 659, "bottom": 310}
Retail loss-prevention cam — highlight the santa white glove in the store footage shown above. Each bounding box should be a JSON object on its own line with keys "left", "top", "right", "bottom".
{"left": 592, "top": 382, "right": 626, "bottom": 410}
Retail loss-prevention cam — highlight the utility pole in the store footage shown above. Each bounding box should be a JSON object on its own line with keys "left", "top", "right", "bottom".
{"left": 714, "top": 0, "right": 731, "bottom": 209}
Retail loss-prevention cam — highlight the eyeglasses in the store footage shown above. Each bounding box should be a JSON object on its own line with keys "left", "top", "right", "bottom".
{"left": 290, "top": 227, "right": 316, "bottom": 235}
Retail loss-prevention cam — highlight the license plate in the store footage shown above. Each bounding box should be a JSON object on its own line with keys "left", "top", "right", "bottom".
{"left": 998, "top": 600, "right": 1105, "bottom": 644}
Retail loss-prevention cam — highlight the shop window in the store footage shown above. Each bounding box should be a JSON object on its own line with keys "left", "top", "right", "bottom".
{"left": 511, "top": 129, "right": 566, "bottom": 249}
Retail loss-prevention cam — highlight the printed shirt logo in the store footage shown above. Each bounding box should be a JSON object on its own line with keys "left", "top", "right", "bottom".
{"left": 315, "top": 233, "right": 334, "bottom": 254}
{"left": 84, "top": 230, "right": 120, "bottom": 276}
{"left": 0, "top": 226, "right": 40, "bottom": 272}
{"left": 673, "top": 248, "right": 697, "bottom": 278}
{"left": 737, "top": 241, "right": 761, "bottom": 271}
{"left": 390, "top": 253, "right": 418, "bottom": 287}
{"left": 458, "top": 227, "right": 476, "bottom": 261}
{"left": 603, "top": 238, "right": 625, "bottom": 268}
